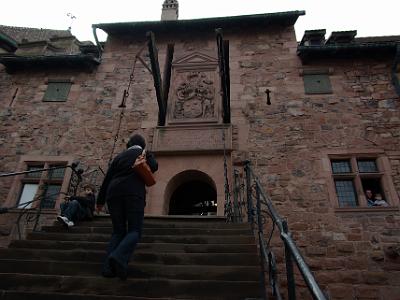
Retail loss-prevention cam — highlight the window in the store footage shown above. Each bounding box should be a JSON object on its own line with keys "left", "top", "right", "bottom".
{"left": 17, "top": 161, "right": 68, "bottom": 209}
{"left": 18, "top": 183, "right": 39, "bottom": 209}
{"left": 357, "top": 159, "right": 378, "bottom": 173}
{"left": 303, "top": 74, "right": 332, "bottom": 94}
{"left": 331, "top": 160, "right": 351, "bottom": 174}
{"left": 300, "top": 68, "right": 333, "bottom": 95}
{"left": 330, "top": 156, "right": 390, "bottom": 208}
{"left": 43, "top": 80, "right": 72, "bottom": 102}
{"left": 334, "top": 180, "right": 357, "bottom": 207}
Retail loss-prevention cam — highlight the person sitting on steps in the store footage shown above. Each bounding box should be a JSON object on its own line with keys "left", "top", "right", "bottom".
{"left": 57, "top": 184, "right": 96, "bottom": 228}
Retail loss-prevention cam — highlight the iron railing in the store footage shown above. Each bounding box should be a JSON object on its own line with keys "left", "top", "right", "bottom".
{"left": 80, "top": 165, "right": 105, "bottom": 193}
{"left": 228, "top": 161, "right": 327, "bottom": 300}
{"left": 0, "top": 163, "right": 83, "bottom": 238}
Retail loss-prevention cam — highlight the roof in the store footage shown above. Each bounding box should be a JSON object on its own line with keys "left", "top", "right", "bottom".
{"left": 0, "top": 54, "right": 100, "bottom": 73}
{"left": 93, "top": 11, "right": 305, "bottom": 35}
{"left": 297, "top": 32, "right": 400, "bottom": 61}
{"left": 355, "top": 35, "right": 400, "bottom": 43}
{"left": 0, "top": 25, "right": 100, "bottom": 71}
{"left": 0, "top": 25, "right": 72, "bottom": 43}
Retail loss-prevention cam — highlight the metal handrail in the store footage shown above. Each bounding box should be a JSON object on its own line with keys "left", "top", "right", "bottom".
{"left": 0, "top": 164, "right": 77, "bottom": 178}
{"left": 13, "top": 191, "right": 69, "bottom": 239}
{"left": 249, "top": 166, "right": 325, "bottom": 299}
{"left": 228, "top": 161, "right": 327, "bottom": 300}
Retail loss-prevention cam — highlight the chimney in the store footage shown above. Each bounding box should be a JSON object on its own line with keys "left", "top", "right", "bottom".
{"left": 161, "top": 0, "right": 179, "bottom": 21}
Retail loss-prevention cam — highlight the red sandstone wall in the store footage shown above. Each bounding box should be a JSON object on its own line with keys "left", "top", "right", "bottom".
{"left": 0, "top": 65, "right": 16, "bottom": 199}
{"left": 227, "top": 26, "right": 400, "bottom": 299}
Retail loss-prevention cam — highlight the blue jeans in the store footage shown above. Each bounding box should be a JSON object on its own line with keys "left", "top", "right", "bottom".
{"left": 103, "top": 196, "right": 144, "bottom": 274}
{"left": 60, "top": 200, "right": 87, "bottom": 222}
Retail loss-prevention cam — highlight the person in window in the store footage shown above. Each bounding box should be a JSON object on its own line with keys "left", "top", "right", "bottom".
{"left": 373, "top": 193, "right": 389, "bottom": 207}
{"left": 365, "top": 189, "right": 375, "bottom": 207}
{"left": 57, "top": 184, "right": 96, "bottom": 228}
{"left": 96, "top": 133, "right": 158, "bottom": 280}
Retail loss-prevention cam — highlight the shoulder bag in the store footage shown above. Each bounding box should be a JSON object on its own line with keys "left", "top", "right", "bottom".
{"left": 133, "top": 151, "right": 156, "bottom": 187}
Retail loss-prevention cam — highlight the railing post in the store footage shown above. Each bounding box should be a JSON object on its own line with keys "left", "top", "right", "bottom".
{"left": 256, "top": 186, "right": 267, "bottom": 300}
{"left": 244, "top": 160, "right": 253, "bottom": 225}
{"left": 283, "top": 220, "right": 296, "bottom": 300}
{"left": 241, "top": 163, "right": 326, "bottom": 300}
{"left": 68, "top": 163, "right": 83, "bottom": 196}
{"left": 33, "top": 170, "right": 52, "bottom": 232}
{"left": 233, "top": 170, "right": 241, "bottom": 222}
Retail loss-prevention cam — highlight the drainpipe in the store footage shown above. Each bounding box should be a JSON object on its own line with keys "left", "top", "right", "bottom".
{"left": 392, "top": 43, "right": 400, "bottom": 96}
{"left": 92, "top": 25, "right": 103, "bottom": 60}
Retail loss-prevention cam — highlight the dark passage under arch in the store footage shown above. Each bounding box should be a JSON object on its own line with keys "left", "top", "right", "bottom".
{"left": 168, "top": 180, "right": 217, "bottom": 215}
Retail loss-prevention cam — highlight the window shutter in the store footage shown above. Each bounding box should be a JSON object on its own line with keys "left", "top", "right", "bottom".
{"left": 43, "top": 82, "right": 72, "bottom": 101}
{"left": 303, "top": 74, "right": 332, "bottom": 94}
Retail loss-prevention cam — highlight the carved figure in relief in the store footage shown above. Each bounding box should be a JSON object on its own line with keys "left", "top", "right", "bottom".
{"left": 174, "top": 71, "right": 215, "bottom": 119}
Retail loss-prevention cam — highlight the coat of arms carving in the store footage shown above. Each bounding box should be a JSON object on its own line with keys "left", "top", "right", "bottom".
{"left": 167, "top": 52, "right": 220, "bottom": 124}
{"left": 173, "top": 71, "right": 215, "bottom": 119}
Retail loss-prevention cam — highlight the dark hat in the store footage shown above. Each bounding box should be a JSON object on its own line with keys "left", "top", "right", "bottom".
{"left": 126, "top": 134, "right": 146, "bottom": 149}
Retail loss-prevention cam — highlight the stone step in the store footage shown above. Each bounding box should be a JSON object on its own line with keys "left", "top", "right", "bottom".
{"left": 75, "top": 219, "right": 249, "bottom": 229}
{"left": 0, "top": 259, "right": 260, "bottom": 281}
{"left": 44, "top": 225, "right": 253, "bottom": 236}
{"left": 0, "top": 273, "right": 262, "bottom": 299}
{"left": 27, "top": 232, "right": 256, "bottom": 244}
{"left": 91, "top": 215, "right": 228, "bottom": 225}
{"left": 143, "top": 215, "right": 227, "bottom": 221}
{"left": 0, "top": 290, "right": 173, "bottom": 300}
{"left": 9, "top": 240, "right": 257, "bottom": 253}
{"left": 0, "top": 248, "right": 259, "bottom": 266}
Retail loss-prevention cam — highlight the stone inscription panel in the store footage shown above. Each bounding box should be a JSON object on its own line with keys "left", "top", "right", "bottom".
{"left": 152, "top": 125, "right": 232, "bottom": 153}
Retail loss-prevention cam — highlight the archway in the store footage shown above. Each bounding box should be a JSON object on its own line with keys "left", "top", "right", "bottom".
{"left": 166, "top": 170, "right": 217, "bottom": 215}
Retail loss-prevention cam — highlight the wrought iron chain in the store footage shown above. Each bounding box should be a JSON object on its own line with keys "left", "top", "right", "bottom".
{"left": 107, "top": 50, "right": 142, "bottom": 166}
{"left": 108, "top": 109, "right": 125, "bottom": 166}
{"left": 222, "top": 127, "right": 233, "bottom": 221}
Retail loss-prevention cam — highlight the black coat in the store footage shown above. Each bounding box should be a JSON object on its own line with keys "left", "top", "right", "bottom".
{"left": 97, "top": 147, "right": 158, "bottom": 210}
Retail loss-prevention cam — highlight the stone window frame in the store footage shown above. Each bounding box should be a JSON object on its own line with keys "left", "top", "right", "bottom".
{"left": 322, "top": 150, "right": 399, "bottom": 212}
{"left": 42, "top": 78, "right": 74, "bottom": 102}
{"left": 5, "top": 155, "right": 74, "bottom": 211}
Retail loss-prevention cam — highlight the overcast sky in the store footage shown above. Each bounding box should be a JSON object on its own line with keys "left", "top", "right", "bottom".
{"left": 1, "top": 0, "right": 399, "bottom": 42}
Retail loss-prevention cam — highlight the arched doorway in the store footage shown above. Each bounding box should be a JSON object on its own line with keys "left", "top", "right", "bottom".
{"left": 166, "top": 170, "right": 217, "bottom": 215}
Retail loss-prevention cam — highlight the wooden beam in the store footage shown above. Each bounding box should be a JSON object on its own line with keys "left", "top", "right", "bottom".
{"left": 162, "top": 43, "right": 175, "bottom": 117}
{"left": 146, "top": 31, "right": 166, "bottom": 126}
{"left": 216, "top": 28, "right": 231, "bottom": 124}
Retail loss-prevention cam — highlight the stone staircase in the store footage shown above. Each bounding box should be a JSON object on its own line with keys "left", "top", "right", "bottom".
{"left": 0, "top": 216, "right": 263, "bottom": 299}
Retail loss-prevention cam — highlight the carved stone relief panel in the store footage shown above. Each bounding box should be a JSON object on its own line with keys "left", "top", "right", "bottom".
{"left": 167, "top": 52, "right": 221, "bottom": 125}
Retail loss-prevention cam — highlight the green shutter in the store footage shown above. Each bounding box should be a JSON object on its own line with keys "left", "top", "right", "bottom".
{"left": 303, "top": 74, "right": 332, "bottom": 94}
{"left": 43, "top": 82, "right": 72, "bottom": 101}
